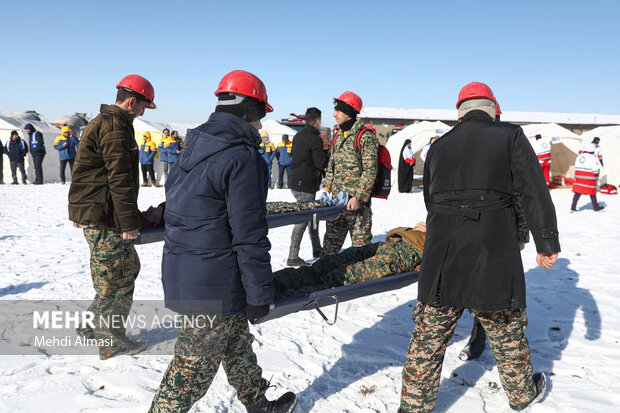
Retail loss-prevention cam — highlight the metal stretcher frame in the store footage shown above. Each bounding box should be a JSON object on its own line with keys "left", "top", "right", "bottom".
{"left": 255, "top": 270, "right": 420, "bottom": 324}
{"left": 134, "top": 192, "right": 348, "bottom": 245}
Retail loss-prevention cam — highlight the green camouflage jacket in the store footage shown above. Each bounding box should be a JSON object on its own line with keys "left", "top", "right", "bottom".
{"left": 322, "top": 119, "right": 378, "bottom": 202}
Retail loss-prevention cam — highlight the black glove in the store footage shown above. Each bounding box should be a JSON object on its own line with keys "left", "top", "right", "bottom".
{"left": 245, "top": 304, "right": 270, "bottom": 324}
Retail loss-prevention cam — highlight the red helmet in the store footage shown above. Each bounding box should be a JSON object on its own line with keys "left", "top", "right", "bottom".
{"left": 334, "top": 91, "right": 362, "bottom": 113}
{"left": 214, "top": 70, "right": 273, "bottom": 112}
{"left": 456, "top": 82, "right": 495, "bottom": 109}
{"left": 116, "top": 74, "right": 156, "bottom": 109}
{"left": 495, "top": 100, "right": 502, "bottom": 116}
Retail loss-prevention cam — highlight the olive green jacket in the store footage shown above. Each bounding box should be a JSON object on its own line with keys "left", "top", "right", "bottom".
{"left": 68, "top": 104, "right": 140, "bottom": 232}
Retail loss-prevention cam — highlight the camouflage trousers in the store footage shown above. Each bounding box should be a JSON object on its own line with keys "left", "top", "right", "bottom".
{"left": 149, "top": 312, "right": 269, "bottom": 412}
{"left": 80, "top": 228, "right": 140, "bottom": 360}
{"left": 273, "top": 238, "right": 420, "bottom": 298}
{"left": 400, "top": 302, "right": 536, "bottom": 412}
{"left": 322, "top": 202, "right": 372, "bottom": 255}
{"left": 266, "top": 199, "right": 329, "bottom": 215}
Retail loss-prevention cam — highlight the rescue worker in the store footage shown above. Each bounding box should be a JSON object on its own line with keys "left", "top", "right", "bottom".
{"left": 259, "top": 131, "right": 276, "bottom": 188}
{"left": 571, "top": 145, "right": 604, "bottom": 212}
{"left": 68, "top": 74, "right": 157, "bottom": 359}
{"left": 322, "top": 91, "right": 379, "bottom": 255}
{"left": 400, "top": 82, "right": 560, "bottom": 412}
{"left": 5, "top": 130, "right": 28, "bottom": 184}
{"left": 24, "top": 123, "right": 46, "bottom": 184}
{"left": 398, "top": 139, "right": 415, "bottom": 193}
{"left": 276, "top": 134, "right": 293, "bottom": 188}
{"left": 275, "top": 223, "right": 426, "bottom": 298}
{"left": 139, "top": 131, "right": 158, "bottom": 186}
{"left": 158, "top": 128, "right": 171, "bottom": 181}
{"left": 53, "top": 126, "right": 79, "bottom": 184}
{"left": 149, "top": 70, "right": 297, "bottom": 413}
{"left": 591, "top": 137, "right": 603, "bottom": 166}
{"left": 532, "top": 134, "right": 552, "bottom": 185}
{"left": 165, "top": 130, "right": 183, "bottom": 168}
{"left": 0, "top": 135, "right": 4, "bottom": 184}
{"left": 287, "top": 107, "right": 328, "bottom": 266}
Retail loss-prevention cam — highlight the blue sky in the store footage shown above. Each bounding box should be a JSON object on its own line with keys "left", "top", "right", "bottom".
{"left": 2, "top": 0, "right": 619, "bottom": 125}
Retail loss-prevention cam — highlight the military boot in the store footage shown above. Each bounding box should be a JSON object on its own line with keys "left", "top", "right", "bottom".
{"left": 509, "top": 372, "right": 546, "bottom": 411}
{"left": 458, "top": 318, "right": 487, "bottom": 361}
{"left": 246, "top": 392, "right": 297, "bottom": 413}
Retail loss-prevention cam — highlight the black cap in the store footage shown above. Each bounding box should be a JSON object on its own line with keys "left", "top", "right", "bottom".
{"left": 334, "top": 99, "right": 358, "bottom": 119}
{"left": 10, "top": 130, "right": 19, "bottom": 137}
{"left": 592, "top": 137, "right": 600, "bottom": 144}
{"left": 215, "top": 93, "right": 266, "bottom": 122}
{"left": 535, "top": 134, "right": 542, "bottom": 140}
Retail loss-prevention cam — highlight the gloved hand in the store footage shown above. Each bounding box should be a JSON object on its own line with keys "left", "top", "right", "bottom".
{"left": 246, "top": 304, "right": 270, "bottom": 324}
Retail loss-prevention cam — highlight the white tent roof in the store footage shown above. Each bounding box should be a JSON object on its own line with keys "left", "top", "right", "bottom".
{"left": 260, "top": 119, "right": 297, "bottom": 142}
{"left": 580, "top": 125, "right": 620, "bottom": 187}
{"left": 385, "top": 121, "right": 451, "bottom": 184}
{"left": 133, "top": 119, "right": 173, "bottom": 134}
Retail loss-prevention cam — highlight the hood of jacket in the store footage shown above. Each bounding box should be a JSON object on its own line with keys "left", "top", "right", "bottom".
{"left": 24, "top": 123, "right": 36, "bottom": 134}
{"left": 178, "top": 111, "right": 261, "bottom": 172}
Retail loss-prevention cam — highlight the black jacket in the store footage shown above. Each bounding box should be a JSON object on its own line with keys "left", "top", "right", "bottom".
{"left": 290, "top": 124, "right": 328, "bottom": 193}
{"left": 25, "top": 123, "right": 46, "bottom": 155}
{"left": 5, "top": 138, "right": 29, "bottom": 161}
{"left": 162, "top": 112, "right": 274, "bottom": 316}
{"left": 419, "top": 111, "right": 560, "bottom": 311}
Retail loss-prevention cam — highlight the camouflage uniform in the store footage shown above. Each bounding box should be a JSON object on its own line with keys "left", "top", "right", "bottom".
{"left": 322, "top": 119, "right": 378, "bottom": 255}
{"left": 149, "top": 313, "right": 268, "bottom": 413}
{"left": 266, "top": 200, "right": 329, "bottom": 215}
{"left": 401, "top": 300, "right": 536, "bottom": 412}
{"left": 76, "top": 225, "right": 141, "bottom": 360}
{"left": 274, "top": 228, "right": 424, "bottom": 298}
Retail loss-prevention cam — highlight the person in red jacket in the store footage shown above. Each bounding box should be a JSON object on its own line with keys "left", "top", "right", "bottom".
{"left": 571, "top": 145, "right": 604, "bottom": 212}
{"left": 398, "top": 139, "right": 415, "bottom": 193}
{"left": 532, "top": 134, "right": 551, "bottom": 184}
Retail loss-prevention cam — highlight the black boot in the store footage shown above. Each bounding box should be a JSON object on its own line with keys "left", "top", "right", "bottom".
{"left": 459, "top": 319, "right": 487, "bottom": 361}
{"left": 246, "top": 392, "right": 297, "bottom": 413}
{"left": 509, "top": 372, "right": 546, "bottom": 411}
{"left": 286, "top": 257, "right": 310, "bottom": 267}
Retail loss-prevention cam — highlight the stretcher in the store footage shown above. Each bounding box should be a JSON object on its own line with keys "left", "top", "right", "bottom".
{"left": 255, "top": 270, "right": 420, "bottom": 324}
{"left": 134, "top": 191, "right": 348, "bottom": 245}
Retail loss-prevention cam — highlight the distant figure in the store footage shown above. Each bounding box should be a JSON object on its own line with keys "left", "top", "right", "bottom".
{"left": 24, "top": 123, "right": 46, "bottom": 184}
{"left": 571, "top": 145, "right": 604, "bottom": 212}
{"left": 420, "top": 136, "right": 438, "bottom": 162}
{"left": 259, "top": 131, "right": 276, "bottom": 188}
{"left": 53, "top": 126, "right": 79, "bottom": 184}
{"left": 158, "top": 128, "right": 171, "bottom": 180}
{"left": 139, "top": 131, "right": 158, "bottom": 187}
{"left": 398, "top": 139, "right": 415, "bottom": 193}
{"left": 276, "top": 134, "right": 293, "bottom": 188}
{"left": 532, "top": 134, "right": 551, "bottom": 184}
{"left": 5, "top": 130, "right": 28, "bottom": 184}
{"left": 165, "top": 130, "right": 183, "bottom": 167}
{"left": 0, "top": 136, "right": 4, "bottom": 184}
{"left": 590, "top": 137, "right": 603, "bottom": 166}
{"left": 287, "top": 107, "right": 327, "bottom": 266}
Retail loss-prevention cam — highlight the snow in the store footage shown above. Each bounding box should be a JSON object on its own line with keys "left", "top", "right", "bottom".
{"left": 1, "top": 185, "right": 619, "bottom": 412}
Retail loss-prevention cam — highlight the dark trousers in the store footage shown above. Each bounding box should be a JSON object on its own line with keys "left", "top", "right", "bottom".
{"left": 141, "top": 164, "right": 155, "bottom": 183}
{"left": 571, "top": 193, "right": 600, "bottom": 210}
{"left": 59, "top": 159, "right": 74, "bottom": 182}
{"left": 288, "top": 190, "right": 322, "bottom": 259}
{"left": 10, "top": 161, "right": 27, "bottom": 183}
{"left": 0, "top": 156, "right": 3, "bottom": 183}
{"left": 278, "top": 164, "right": 291, "bottom": 188}
{"left": 32, "top": 153, "right": 45, "bottom": 184}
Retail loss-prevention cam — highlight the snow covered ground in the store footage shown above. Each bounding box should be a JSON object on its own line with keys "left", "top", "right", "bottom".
{"left": 0, "top": 184, "right": 619, "bottom": 413}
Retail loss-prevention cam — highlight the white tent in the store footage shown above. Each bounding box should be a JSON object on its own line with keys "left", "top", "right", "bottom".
{"left": 385, "top": 121, "right": 451, "bottom": 183}
{"left": 580, "top": 126, "right": 620, "bottom": 187}
{"left": 520, "top": 123, "right": 582, "bottom": 181}
{"left": 260, "top": 119, "right": 297, "bottom": 144}
{"left": 0, "top": 115, "right": 61, "bottom": 183}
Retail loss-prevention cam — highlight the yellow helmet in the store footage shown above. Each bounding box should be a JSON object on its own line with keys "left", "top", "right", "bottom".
{"left": 61, "top": 126, "right": 71, "bottom": 134}
{"left": 142, "top": 131, "right": 152, "bottom": 140}
{"left": 260, "top": 130, "right": 269, "bottom": 138}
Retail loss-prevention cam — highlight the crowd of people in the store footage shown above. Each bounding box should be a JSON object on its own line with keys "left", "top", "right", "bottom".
{"left": 60, "top": 71, "right": 566, "bottom": 413}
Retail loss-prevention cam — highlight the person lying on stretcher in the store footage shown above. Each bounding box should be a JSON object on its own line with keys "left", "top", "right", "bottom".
{"left": 273, "top": 222, "right": 427, "bottom": 299}
{"left": 137, "top": 197, "right": 338, "bottom": 228}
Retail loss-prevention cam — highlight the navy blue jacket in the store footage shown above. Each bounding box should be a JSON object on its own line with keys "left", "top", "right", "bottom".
{"left": 5, "top": 138, "right": 29, "bottom": 161}
{"left": 162, "top": 112, "right": 274, "bottom": 316}
{"left": 25, "top": 124, "right": 46, "bottom": 155}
